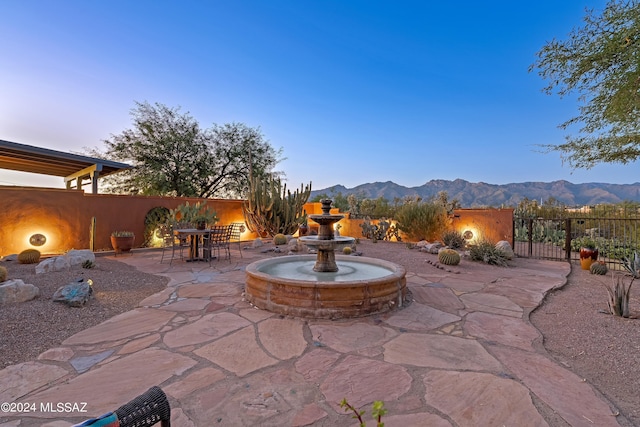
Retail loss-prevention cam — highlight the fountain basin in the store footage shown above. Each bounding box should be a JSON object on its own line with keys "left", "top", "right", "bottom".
{"left": 245, "top": 255, "right": 407, "bottom": 319}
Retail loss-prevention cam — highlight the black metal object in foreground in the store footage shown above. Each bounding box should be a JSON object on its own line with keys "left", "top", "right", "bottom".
{"left": 115, "top": 386, "right": 171, "bottom": 427}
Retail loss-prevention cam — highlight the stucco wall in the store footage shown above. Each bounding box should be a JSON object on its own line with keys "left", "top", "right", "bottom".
{"left": 0, "top": 186, "right": 252, "bottom": 256}
{"left": 0, "top": 186, "right": 514, "bottom": 256}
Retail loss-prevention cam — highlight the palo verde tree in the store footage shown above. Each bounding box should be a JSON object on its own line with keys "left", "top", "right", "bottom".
{"left": 530, "top": 1, "right": 640, "bottom": 169}
{"left": 98, "top": 101, "right": 282, "bottom": 198}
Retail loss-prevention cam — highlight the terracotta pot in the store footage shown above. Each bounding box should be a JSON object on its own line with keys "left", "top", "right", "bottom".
{"left": 111, "top": 236, "right": 134, "bottom": 254}
{"left": 579, "top": 247, "right": 598, "bottom": 270}
{"left": 298, "top": 225, "right": 309, "bottom": 236}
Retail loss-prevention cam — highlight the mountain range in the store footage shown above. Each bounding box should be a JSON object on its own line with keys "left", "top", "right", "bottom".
{"left": 310, "top": 179, "right": 640, "bottom": 208}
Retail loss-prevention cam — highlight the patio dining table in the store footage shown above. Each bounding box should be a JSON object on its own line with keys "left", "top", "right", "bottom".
{"left": 174, "top": 228, "right": 211, "bottom": 262}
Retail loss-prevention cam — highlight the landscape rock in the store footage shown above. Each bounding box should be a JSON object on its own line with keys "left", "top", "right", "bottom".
{"left": 252, "top": 238, "right": 264, "bottom": 248}
{"left": 0, "top": 254, "right": 18, "bottom": 262}
{"left": 422, "top": 242, "right": 443, "bottom": 254}
{"left": 0, "top": 279, "right": 40, "bottom": 304}
{"left": 65, "top": 249, "right": 95, "bottom": 266}
{"left": 287, "top": 238, "right": 301, "bottom": 252}
{"left": 495, "top": 240, "right": 515, "bottom": 259}
{"left": 36, "top": 256, "right": 70, "bottom": 274}
{"left": 52, "top": 279, "right": 93, "bottom": 307}
{"left": 35, "top": 250, "right": 95, "bottom": 274}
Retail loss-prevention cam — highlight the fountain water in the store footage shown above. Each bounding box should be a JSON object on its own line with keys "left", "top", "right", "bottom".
{"left": 245, "top": 199, "right": 407, "bottom": 319}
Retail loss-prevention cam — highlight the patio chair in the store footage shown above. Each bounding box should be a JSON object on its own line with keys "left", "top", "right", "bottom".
{"left": 72, "top": 386, "right": 170, "bottom": 427}
{"left": 159, "top": 224, "right": 189, "bottom": 264}
{"left": 204, "top": 224, "right": 233, "bottom": 264}
{"left": 114, "top": 386, "right": 171, "bottom": 427}
{"left": 230, "top": 222, "right": 245, "bottom": 258}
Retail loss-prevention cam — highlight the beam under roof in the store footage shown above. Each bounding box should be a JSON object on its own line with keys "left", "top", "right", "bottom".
{"left": 0, "top": 139, "right": 131, "bottom": 192}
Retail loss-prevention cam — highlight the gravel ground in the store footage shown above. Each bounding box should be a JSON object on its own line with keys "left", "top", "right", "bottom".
{"left": 0, "top": 256, "right": 167, "bottom": 370}
{"left": 1, "top": 242, "right": 639, "bottom": 425}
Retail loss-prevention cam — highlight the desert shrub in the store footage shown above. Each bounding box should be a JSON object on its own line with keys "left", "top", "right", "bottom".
{"left": 469, "top": 240, "right": 509, "bottom": 267}
{"left": 0, "top": 266, "right": 7, "bottom": 282}
{"left": 395, "top": 201, "right": 447, "bottom": 241}
{"left": 18, "top": 249, "right": 41, "bottom": 264}
{"left": 441, "top": 230, "right": 465, "bottom": 249}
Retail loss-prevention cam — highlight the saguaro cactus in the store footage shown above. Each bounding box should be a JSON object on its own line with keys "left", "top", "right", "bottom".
{"left": 242, "top": 176, "right": 311, "bottom": 237}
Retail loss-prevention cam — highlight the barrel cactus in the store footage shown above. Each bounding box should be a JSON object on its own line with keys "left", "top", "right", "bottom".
{"left": 0, "top": 266, "right": 7, "bottom": 282}
{"left": 590, "top": 262, "right": 608, "bottom": 275}
{"left": 343, "top": 246, "right": 352, "bottom": 255}
{"left": 18, "top": 249, "right": 41, "bottom": 264}
{"left": 273, "top": 233, "right": 287, "bottom": 246}
{"left": 438, "top": 248, "right": 461, "bottom": 266}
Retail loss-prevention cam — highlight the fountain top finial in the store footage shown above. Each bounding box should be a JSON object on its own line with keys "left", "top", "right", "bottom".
{"left": 320, "top": 199, "right": 333, "bottom": 215}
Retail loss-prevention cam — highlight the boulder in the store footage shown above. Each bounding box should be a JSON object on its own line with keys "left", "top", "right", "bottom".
{"left": 252, "top": 238, "right": 264, "bottom": 248}
{"left": 0, "top": 279, "right": 40, "bottom": 304}
{"left": 36, "top": 249, "right": 95, "bottom": 274}
{"left": 495, "top": 240, "right": 515, "bottom": 259}
{"left": 36, "top": 256, "right": 70, "bottom": 274}
{"left": 287, "top": 238, "right": 301, "bottom": 252}
{"left": 65, "top": 249, "right": 95, "bottom": 266}
{"left": 52, "top": 279, "right": 93, "bottom": 307}
{"left": 422, "top": 242, "right": 443, "bottom": 254}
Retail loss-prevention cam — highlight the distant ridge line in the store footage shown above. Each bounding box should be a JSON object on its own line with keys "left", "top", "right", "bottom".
{"left": 310, "top": 179, "right": 640, "bottom": 208}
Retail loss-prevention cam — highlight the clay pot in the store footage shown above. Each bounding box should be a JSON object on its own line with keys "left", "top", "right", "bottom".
{"left": 579, "top": 247, "right": 598, "bottom": 270}
{"left": 111, "top": 236, "right": 135, "bottom": 255}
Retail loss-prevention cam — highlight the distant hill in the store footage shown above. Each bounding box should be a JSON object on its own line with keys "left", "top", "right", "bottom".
{"left": 310, "top": 179, "right": 640, "bottom": 208}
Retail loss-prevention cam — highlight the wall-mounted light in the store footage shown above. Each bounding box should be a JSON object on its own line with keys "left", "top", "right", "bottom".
{"left": 463, "top": 230, "right": 474, "bottom": 240}
{"left": 29, "top": 233, "right": 47, "bottom": 247}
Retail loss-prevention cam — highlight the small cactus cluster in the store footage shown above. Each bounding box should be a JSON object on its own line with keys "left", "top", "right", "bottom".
{"left": 273, "top": 233, "right": 287, "bottom": 246}
{"left": 0, "top": 266, "right": 7, "bottom": 282}
{"left": 342, "top": 246, "right": 352, "bottom": 255}
{"left": 438, "top": 248, "right": 461, "bottom": 266}
{"left": 18, "top": 249, "right": 41, "bottom": 264}
{"left": 590, "top": 262, "right": 608, "bottom": 275}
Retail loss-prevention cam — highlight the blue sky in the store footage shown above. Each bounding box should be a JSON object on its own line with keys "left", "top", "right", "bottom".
{"left": 2, "top": 0, "right": 636, "bottom": 192}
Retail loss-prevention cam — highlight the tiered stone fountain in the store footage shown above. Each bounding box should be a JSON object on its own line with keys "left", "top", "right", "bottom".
{"left": 245, "top": 199, "right": 406, "bottom": 319}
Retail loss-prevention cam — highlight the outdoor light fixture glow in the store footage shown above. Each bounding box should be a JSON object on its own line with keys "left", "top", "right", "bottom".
{"left": 29, "top": 233, "right": 47, "bottom": 247}
{"left": 463, "top": 230, "right": 474, "bottom": 240}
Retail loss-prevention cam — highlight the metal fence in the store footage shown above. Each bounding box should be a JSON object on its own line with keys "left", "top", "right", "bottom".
{"left": 513, "top": 206, "right": 640, "bottom": 268}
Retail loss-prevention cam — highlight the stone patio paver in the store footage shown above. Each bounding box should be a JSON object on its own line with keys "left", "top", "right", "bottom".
{"left": 0, "top": 248, "right": 629, "bottom": 426}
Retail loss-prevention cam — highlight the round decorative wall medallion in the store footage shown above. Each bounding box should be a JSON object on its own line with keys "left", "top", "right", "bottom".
{"left": 29, "top": 233, "right": 47, "bottom": 246}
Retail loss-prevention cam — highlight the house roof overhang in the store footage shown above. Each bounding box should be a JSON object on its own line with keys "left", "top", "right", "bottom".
{"left": 0, "top": 139, "right": 131, "bottom": 192}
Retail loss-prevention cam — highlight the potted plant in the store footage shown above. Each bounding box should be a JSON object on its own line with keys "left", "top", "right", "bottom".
{"left": 111, "top": 231, "right": 135, "bottom": 255}
{"left": 578, "top": 237, "right": 599, "bottom": 270}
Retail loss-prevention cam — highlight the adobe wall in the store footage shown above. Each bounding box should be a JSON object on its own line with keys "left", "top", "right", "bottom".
{"left": 0, "top": 186, "right": 514, "bottom": 256}
{"left": 0, "top": 186, "right": 252, "bottom": 256}
{"left": 451, "top": 208, "right": 514, "bottom": 245}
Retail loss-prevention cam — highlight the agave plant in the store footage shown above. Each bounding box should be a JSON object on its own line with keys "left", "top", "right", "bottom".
{"left": 604, "top": 251, "right": 639, "bottom": 318}
{"left": 622, "top": 251, "right": 640, "bottom": 278}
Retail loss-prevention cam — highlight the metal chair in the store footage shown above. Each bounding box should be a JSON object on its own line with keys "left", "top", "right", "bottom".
{"left": 204, "top": 224, "right": 233, "bottom": 264}
{"left": 159, "top": 223, "right": 191, "bottom": 264}
{"left": 75, "top": 386, "right": 171, "bottom": 427}
{"left": 114, "top": 386, "right": 171, "bottom": 427}
{"left": 230, "top": 222, "right": 245, "bottom": 258}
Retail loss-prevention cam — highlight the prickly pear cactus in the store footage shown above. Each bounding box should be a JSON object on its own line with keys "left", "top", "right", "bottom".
{"left": 0, "top": 266, "right": 7, "bottom": 282}
{"left": 273, "top": 234, "right": 287, "bottom": 246}
{"left": 590, "top": 262, "right": 608, "bottom": 275}
{"left": 438, "top": 248, "right": 460, "bottom": 266}
{"left": 18, "top": 249, "right": 41, "bottom": 264}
